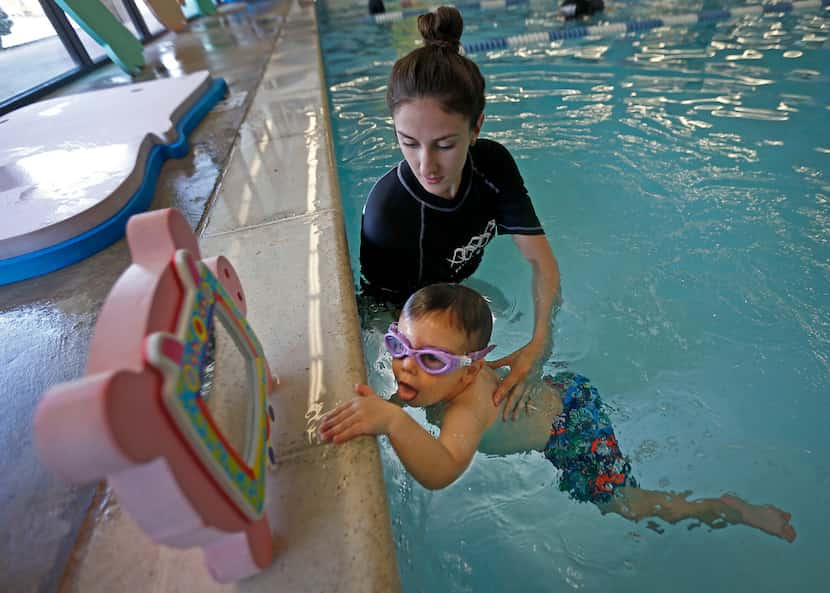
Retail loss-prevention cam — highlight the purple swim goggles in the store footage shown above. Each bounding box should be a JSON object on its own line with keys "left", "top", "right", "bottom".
{"left": 384, "top": 323, "right": 496, "bottom": 376}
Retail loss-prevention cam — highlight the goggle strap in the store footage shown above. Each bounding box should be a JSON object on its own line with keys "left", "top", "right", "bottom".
{"left": 469, "top": 344, "right": 496, "bottom": 360}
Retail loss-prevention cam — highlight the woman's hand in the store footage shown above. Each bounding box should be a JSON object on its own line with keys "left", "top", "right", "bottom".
{"left": 319, "top": 383, "right": 402, "bottom": 444}
{"left": 487, "top": 339, "right": 546, "bottom": 420}
{"left": 502, "top": 234, "right": 559, "bottom": 420}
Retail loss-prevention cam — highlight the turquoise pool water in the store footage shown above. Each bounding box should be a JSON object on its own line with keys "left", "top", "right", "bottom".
{"left": 318, "top": 1, "right": 829, "bottom": 591}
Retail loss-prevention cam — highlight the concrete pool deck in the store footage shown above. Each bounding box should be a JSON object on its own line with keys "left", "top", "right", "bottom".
{"left": 0, "top": 1, "right": 401, "bottom": 591}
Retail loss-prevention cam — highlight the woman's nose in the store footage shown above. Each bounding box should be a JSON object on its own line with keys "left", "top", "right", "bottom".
{"left": 420, "top": 149, "right": 437, "bottom": 175}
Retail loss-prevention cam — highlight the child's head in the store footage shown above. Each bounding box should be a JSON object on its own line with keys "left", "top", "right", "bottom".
{"left": 386, "top": 6, "right": 486, "bottom": 130}
{"left": 387, "top": 283, "right": 494, "bottom": 406}
{"left": 402, "top": 283, "right": 493, "bottom": 350}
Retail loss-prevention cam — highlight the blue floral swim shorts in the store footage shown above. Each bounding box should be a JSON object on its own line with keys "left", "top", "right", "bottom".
{"left": 543, "top": 372, "right": 637, "bottom": 504}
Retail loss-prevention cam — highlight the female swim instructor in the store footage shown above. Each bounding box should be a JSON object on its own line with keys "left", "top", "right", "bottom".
{"left": 359, "top": 6, "right": 561, "bottom": 415}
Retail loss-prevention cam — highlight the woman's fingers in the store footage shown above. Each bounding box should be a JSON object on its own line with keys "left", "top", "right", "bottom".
{"left": 496, "top": 362, "right": 537, "bottom": 419}
{"left": 494, "top": 378, "right": 517, "bottom": 406}
{"left": 487, "top": 354, "right": 514, "bottom": 370}
{"left": 500, "top": 382, "right": 522, "bottom": 420}
{"left": 492, "top": 370, "right": 517, "bottom": 405}
{"left": 511, "top": 389, "right": 529, "bottom": 421}
{"left": 493, "top": 362, "right": 530, "bottom": 405}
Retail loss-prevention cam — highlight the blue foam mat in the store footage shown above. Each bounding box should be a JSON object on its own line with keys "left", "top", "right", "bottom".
{"left": 0, "top": 78, "right": 228, "bottom": 286}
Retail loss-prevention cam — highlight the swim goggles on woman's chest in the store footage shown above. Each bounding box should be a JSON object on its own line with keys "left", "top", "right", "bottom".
{"left": 384, "top": 323, "right": 496, "bottom": 375}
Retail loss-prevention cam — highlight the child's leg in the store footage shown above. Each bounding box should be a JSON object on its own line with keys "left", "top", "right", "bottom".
{"left": 543, "top": 373, "right": 796, "bottom": 543}
{"left": 599, "top": 487, "right": 796, "bottom": 542}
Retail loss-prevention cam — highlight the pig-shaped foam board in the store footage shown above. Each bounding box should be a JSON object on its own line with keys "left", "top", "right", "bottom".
{"left": 34, "top": 207, "right": 277, "bottom": 583}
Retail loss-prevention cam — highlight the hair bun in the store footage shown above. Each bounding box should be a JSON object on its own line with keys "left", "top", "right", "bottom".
{"left": 417, "top": 6, "right": 463, "bottom": 53}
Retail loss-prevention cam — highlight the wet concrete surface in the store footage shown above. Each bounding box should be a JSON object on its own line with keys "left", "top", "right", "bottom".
{"left": 0, "top": 2, "right": 292, "bottom": 591}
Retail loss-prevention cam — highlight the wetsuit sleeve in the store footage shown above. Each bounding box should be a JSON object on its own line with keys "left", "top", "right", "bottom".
{"left": 359, "top": 170, "right": 417, "bottom": 304}
{"left": 480, "top": 140, "right": 545, "bottom": 236}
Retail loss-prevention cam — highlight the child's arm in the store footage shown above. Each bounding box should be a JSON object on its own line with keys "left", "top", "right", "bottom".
{"left": 387, "top": 391, "right": 406, "bottom": 407}
{"left": 319, "top": 384, "right": 485, "bottom": 490}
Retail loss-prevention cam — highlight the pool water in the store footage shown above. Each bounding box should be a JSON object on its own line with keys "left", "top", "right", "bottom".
{"left": 317, "top": 1, "right": 829, "bottom": 591}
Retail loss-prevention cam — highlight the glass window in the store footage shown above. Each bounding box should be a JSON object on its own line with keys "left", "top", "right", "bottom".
{"left": 134, "top": 0, "right": 166, "bottom": 36}
{"left": 99, "top": 0, "right": 139, "bottom": 36}
{"left": 0, "top": 0, "right": 78, "bottom": 102}
{"left": 70, "top": 24, "right": 107, "bottom": 62}
{"left": 182, "top": 0, "right": 200, "bottom": 20}
{"left": 74, "top": 0, "right": 141, "bottom": 60}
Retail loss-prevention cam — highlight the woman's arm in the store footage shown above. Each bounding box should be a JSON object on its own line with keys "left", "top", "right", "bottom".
{"left": 489, "top": 234, "right": 561, "bottom": 415}
{"left": 516, "top": 233, "right": 561, "bottom": 346}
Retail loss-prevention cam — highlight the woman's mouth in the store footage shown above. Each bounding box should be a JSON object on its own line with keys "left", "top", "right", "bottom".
{"left": 423, "top": 175, "right": 443, "bottom": 185}
{"left": 397, "top": 381, "right": 418, "bottom": 402}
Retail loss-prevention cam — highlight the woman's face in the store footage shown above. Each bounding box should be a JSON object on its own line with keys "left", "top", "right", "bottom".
{"left": 393, "top": 97, "right": 483, "bottom": 200}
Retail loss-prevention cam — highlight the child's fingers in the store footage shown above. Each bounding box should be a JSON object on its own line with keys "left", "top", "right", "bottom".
{"left": 332, "top": 422, "right": 368, "bottom": 444}
{"left": 354, "top": 383, "right": 378, "bottom": 398}
{"left": 320, "top": 409, "right": 348, "bottom": 431}
{"left": 320, "top": 398, "right": 361, "bottom": 424}
{"left": 320, "top": 402, "right": 358, "bottom": 431}
{"left": 320, "top": 411, "right": 358, "bottom": 441}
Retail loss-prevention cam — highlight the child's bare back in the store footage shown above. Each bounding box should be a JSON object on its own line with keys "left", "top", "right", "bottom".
{"left": 426, "top": 366, "right": 563, "bottom": 455}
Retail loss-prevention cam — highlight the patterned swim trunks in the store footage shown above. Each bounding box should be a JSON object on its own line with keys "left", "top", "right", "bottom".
{"left": 543, "top": 372, "right": 637, "bottom": 504}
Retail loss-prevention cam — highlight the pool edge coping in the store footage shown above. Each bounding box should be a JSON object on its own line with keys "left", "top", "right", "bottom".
{"left": 51, "top": 3, "right": 403, "bottom": 592}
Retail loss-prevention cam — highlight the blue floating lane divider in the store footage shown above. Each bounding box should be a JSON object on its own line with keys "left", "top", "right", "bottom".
{"left": 0, "top": 78, "right": 229, "bottom": 286}
{"left": 464, "top": 0, "right": 828, "bottom": 53}
{"left": 368, "top": 0, "right": 530, "bottom": 23}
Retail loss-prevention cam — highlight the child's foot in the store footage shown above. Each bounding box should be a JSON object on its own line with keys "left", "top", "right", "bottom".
{"left": 720, "top": 495, "right": 797, "bottom": 542}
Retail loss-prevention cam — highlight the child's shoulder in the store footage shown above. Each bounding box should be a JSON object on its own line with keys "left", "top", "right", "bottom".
{"left": 452, "top": 369, "right": 502, "bottom": 429}
{"left": 426, "top": 370, "right": 499, "bottom": 430}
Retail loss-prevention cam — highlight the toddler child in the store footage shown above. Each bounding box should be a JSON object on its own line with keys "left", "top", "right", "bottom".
{"left": 320, "top": 283, "right": 796, "bottom": 542}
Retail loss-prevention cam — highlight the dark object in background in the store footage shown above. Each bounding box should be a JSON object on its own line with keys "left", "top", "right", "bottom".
{"left": 560, "top": 0, "right": 605, "bottom": 19}
{"left": 369, "top": 0, "right": 386, "bottom": 15}
{"left": 0, "top": 7, "right": 13, "bottom": 49}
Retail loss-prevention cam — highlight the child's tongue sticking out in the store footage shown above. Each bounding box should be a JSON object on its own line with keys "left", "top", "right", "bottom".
{"left": 397, "top": 381, "right": 418, "bottom": 402}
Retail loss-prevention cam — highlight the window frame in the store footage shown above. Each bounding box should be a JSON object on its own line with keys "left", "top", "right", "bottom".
{"left": 0, "top": 0, "right": 181, "bottom": 116}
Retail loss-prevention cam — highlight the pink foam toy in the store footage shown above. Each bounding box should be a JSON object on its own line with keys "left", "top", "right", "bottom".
{"left": 34, "top": 208, "right": 277, "bottom": 583}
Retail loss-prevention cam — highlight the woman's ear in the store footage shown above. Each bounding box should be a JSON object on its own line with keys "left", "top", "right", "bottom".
{"left": 471, "top": 113, "right": 484, "bottom": 143}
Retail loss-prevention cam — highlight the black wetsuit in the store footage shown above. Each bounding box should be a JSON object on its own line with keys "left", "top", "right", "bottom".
{"left": 360, "top": 139, "right": 545, "bottom": 304}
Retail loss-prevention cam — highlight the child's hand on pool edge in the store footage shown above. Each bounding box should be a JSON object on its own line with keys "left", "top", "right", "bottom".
{"left": 319, "top": 383, "right": 403, "bottom": 444}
